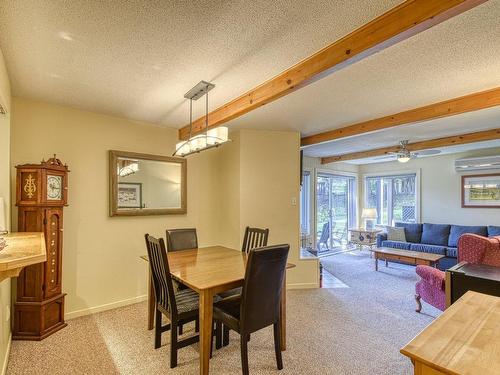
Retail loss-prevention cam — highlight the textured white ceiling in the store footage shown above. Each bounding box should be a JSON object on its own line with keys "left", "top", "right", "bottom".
{"left": 0, "top": 0, "right": 401, "bottom": 126}
{"left": 304, "top": 106, "right": 500, "bottom": 158}
{"left": 229, "top": 0, "right": 500, "bottom": 139}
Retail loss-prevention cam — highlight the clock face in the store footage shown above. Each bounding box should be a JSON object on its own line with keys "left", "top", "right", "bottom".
{"left": 47, "top": 175, "right": 63, "bottom": 200}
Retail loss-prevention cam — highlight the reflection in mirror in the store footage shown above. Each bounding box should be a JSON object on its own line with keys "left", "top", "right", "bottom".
{"left": 109, "top": 151, "right": 186, "bottom": 216}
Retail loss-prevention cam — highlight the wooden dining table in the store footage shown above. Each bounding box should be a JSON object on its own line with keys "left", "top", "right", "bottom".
{"left": 140, "top": 245, "right": 295, "bottom": 375}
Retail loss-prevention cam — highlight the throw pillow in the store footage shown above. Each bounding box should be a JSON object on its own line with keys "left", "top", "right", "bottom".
{"left": 387, "top": 227, "right": 406, "bottom": 242}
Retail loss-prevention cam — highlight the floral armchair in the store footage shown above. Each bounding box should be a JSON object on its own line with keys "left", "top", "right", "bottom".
{"left": 415, "top": 233, "right": 500, "bottom": 312}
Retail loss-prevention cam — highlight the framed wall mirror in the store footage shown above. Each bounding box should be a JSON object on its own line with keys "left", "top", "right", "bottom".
{"left": 109, "top": 150, "right": 187, "bottom": 216}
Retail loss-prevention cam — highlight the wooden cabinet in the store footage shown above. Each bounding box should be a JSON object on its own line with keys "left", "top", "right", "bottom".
{"left": 13, "top": 155, "right": 69, "bottom": 340}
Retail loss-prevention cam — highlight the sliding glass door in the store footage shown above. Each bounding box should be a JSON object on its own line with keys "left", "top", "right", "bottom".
{"left": 316, "top": 173, "right": 356, "bottom": 252}
{"left": 365, "top": 173, "right": 417, "bottom": 225}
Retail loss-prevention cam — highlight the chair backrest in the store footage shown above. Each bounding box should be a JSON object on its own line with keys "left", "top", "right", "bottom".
{"left": 242, "top": 226, "right": 269, "bottom": 253}
{"left": 319, "top": 222, "right": 330, "bottom": 244}
{"left": 458, "top": 233, "right": 500, "bottom": 266}
{"left": 144, "top": 234, "right": 178, "bottom": 315}
{"left": 240, "top": 244, "right": 289, "bottom": 334}
{"left": 166, "top": 228, "right": 198, "bottom": 252}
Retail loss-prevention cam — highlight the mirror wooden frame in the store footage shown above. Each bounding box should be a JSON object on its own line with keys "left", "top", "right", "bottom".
{"left": 109, "top": 150, "right": 187, "bottom": 216}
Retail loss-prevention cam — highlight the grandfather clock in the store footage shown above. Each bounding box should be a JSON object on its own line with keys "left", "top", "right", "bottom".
{"left": 14, "top": 155, "right": 69, "bottom": 340}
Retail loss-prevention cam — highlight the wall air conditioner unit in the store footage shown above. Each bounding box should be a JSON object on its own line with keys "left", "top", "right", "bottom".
{"left": 455, "top": 155, "right": 500, "bottom": 172}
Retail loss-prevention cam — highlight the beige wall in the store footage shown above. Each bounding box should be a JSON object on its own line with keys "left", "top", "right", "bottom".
{"left": 0, "top": 48, "right": 11, "bottom": 375}
{"left": 10, "top": 98, "right": 318, "bottom": 324}
{"left": 239, "top": 130, "right": 318, "bottom": 287}
{"left": 359, "top": 148, "right": 500, "bottom": 226}
{"left": 11, "top": 98, "right": 222, "bottom": 318}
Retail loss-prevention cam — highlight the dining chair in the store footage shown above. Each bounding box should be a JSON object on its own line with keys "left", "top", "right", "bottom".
{"left": 213, "top": 244, "right": 290, "bottom": 375}
{"left": 166, "top": 228, "right": 198, "bottom": 251}
{"left": 242, "top": 226, "right": 269, "bottom": 253}
{"left": 218, "top": 226, "right": 270, "bottom": 302}
{"left": 144, "top": 234, "right": 221, "bottom": 368}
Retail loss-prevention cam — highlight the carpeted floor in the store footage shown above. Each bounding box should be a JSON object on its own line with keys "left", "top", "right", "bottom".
{"left": 7, "top": 250, "right": 440, "bottom": 374}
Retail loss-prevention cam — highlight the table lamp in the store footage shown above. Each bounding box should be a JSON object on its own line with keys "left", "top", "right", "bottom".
{"left": 361, "top": 208, "right": 378, "bottom": 230}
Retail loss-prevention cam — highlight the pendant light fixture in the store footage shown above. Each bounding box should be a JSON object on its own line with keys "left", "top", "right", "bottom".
{"left": 173, "top": 81, "right": 229, "bottom": 157}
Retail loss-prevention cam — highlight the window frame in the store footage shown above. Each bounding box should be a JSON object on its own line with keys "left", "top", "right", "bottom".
{"left": 362, "top": 169, "right": 421, "bottom": 226}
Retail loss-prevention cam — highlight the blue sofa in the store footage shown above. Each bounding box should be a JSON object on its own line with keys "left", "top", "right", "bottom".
{"left": 376, "top": 222, "right": 500, "bottom": 270}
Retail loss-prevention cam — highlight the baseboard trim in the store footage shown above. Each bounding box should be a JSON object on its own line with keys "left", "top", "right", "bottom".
{"left": 1, "top": 333, "right": 11, "bottom": 375}
{"left": 287, "top": 282, "right": 319, "bottom": 289}
{"left": 65, "top": 294, "right": 147, "bottom": 320}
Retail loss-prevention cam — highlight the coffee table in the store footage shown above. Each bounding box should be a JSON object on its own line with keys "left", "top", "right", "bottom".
{"left": 370, "top": 247, "right": 444, "bottom": 271}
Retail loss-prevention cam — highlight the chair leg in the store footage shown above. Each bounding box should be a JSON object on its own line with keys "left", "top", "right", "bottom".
{"left": 223, "top": 325, "right": 230, "bottom": 347}
{"left": 415, "top": 294, "right": 422, "bottom": 313}
{"left": 170, "top": 322, "right": 178, "bottom": 368}
{"left": 273, "top": 323, "right": 283, "bottom": 370}
{"left": 215, "top": 321, "right": 222, "bottom": 349}
{"left": 240, "top": 334, "right": 249, "bottom": 375}
{"left": 154, "top": 309, "right": 162, "bottom": 349}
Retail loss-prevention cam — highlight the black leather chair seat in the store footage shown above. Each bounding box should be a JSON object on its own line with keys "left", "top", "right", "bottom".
{"left": 217, "top": 287, "right": 242, "bottom": 299}
{"left": 214, "top": 295, "right": 241, "bottom": 332}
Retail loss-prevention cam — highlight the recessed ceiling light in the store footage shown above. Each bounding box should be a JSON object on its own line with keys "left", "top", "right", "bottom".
{"left": 58, "top": 31, "right": 74, "bottom": 41}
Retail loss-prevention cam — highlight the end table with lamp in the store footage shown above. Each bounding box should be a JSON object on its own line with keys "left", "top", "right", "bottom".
{"left": 349, "top": 208, "right": 380, "bottom": 251}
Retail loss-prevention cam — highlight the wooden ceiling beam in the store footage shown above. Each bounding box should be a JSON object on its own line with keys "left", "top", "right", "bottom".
{"left": 321, "top": 128, "right": 500, "bottom": 164}
{"left": 302, "top": 87, "right": 500, "bottom": 147}
{"left": 179, "top": 0, "right": 486, "bottom": 140}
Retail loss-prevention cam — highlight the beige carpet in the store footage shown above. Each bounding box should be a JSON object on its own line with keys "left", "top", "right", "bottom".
{"left": 7, "top": 253, "right": 437, "bottom": 374}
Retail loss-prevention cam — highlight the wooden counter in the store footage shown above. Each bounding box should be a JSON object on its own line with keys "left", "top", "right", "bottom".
{"left": 0, "top": 232, "right": 47, "bottom": 282}
{"left": 401, "top": 291, "right": 500, "bottom": 375}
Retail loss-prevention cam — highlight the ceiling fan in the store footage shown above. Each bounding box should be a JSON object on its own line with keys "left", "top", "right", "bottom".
{"left": 375, "top": 140, "right": 441, "bottom": 163}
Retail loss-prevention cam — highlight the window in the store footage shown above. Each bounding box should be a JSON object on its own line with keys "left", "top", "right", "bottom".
{"left": 365, "top": 173, "right": 417, "bottom": 225}
{"left": 300, "top": 171, "right": 311, "bottom": 235}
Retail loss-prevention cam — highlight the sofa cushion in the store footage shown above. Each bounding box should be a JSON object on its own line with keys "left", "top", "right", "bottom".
{"left": 448, "top": 225, "right": 487, "bottom": 247}
{"left": 381, "top": 240, "right": 411, "bottom": 250}
{"left": 395, "top": 222, "right": 422, "bottom": 243}
{"left": 446, "top": 247, "right": 458, "bottom": 258}
{"left": 387, "top": 227, "right": 406, "bottom": 242}
{"left": 376, "top": 233, "right": 387, "bottom": 248}
{"left": 409, "top": 243, "right": 446, "bottom": 255}
{"left": 488, "top": 225, "right": 500, "bottom": 237}
{"left": 421, "top": 223, "right": 451, "bottom": 246}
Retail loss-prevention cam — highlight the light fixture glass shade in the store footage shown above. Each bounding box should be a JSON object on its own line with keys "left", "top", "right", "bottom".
{"left": 191, "top": 135, "right": 207, "bottom": 150}
{"left": 207, "top": 126, "right": 228, "bottom": 145}
{"left": 397, "top": 156, "right": 411, "bottom": 163}
{"left": 175, "top": 141, "right": 192, "bottom": 156}
{"left": 361, "top": 208, "right": 378, "bottom": 219}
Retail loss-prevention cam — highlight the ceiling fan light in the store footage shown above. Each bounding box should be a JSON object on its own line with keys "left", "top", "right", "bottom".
{"left": 398, "top": 155, "right": 411, "bottom": 163}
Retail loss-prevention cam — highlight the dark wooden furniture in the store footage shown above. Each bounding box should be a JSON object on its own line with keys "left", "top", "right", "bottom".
{"left": 445, "top": 262, "right": 500, "bottom": 307}
{"left": 166, "top": 228, "right": 198, "bottom": 251}
{"left": 218, "top": 226, "right": 269, "bottom": 300}
{"left": 241, "top": 226, "right": 269, "bottom": 253}
{"left": 370, "top": 247, "right": 444, "bottom": 271}
{"left": 139, "top": 247, "right": 295, "bottom": 375}
{"left": 144, "top": 234, "right": 221, "bottom": 368}
{"left": 14, "top": 155, "right": 69, "bottom": 340}
{"left": 213, "top": 244, "right": 290, "bottom": 375}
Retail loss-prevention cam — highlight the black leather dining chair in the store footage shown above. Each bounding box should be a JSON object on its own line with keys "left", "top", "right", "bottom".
{"left": 144, "top": 234, "right": 221, "bottom": 368}
{"left": 213, "top": 244, "right": 290, "bottom": 375}
{"left": 166, "top": 228, "right": 198, "bottom": 251}
{"left": 218, "top": 226, "right": 270, "bottom": 301}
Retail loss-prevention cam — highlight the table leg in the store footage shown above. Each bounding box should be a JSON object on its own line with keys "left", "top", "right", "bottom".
{"left": 375, "top": 254, "right": 378, "bottom": 271}
{"left": 148, "top": 270, "right": 155, "bottom": 330}
{"left": 280, "top": 272, "right": 287, "bottom": 351}
{"left": 199, "top": 289, "right": 214, "bottom": 375}
{"left": 385, "top": 259, "right": 388, "bottom": 267}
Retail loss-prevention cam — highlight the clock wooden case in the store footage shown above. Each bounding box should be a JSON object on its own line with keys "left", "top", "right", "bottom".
{"left": 14, "top": 155, "right": 69, "bottom": 340}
